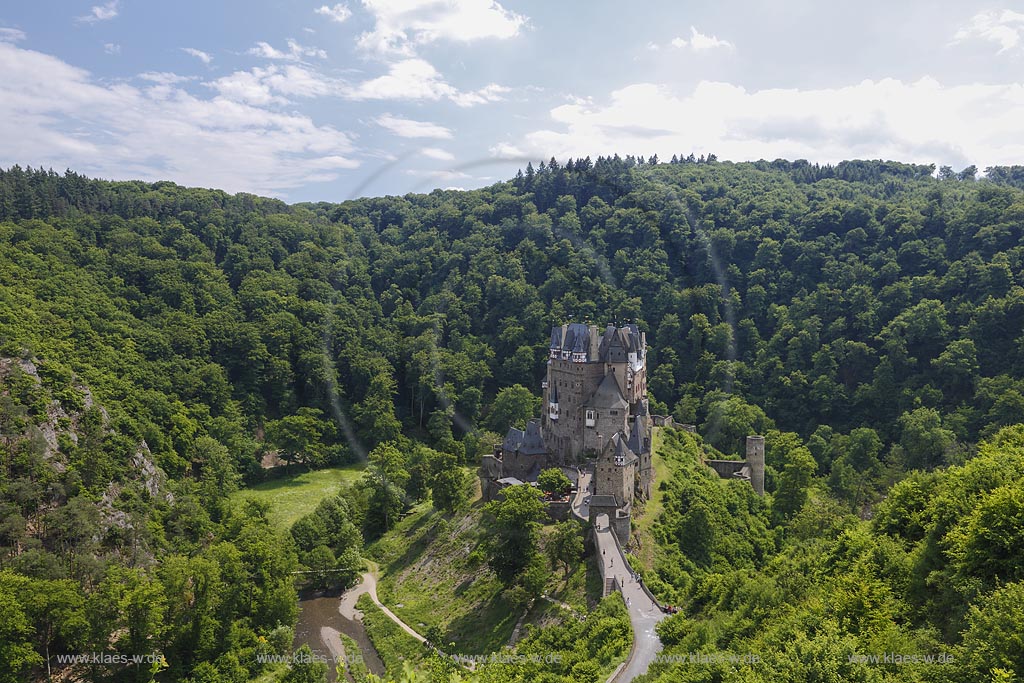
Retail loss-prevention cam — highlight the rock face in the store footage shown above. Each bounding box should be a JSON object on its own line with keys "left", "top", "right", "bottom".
{"left": 1, "top": 354, "right": 173, "bottom": 562}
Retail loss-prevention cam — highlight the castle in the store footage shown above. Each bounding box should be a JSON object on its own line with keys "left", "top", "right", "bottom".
{"left": 480, "top": 323, "right": 653, "bottom": 543}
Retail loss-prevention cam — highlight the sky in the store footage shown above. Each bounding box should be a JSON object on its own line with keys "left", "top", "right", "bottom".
{"left": 2, "top": 1, "right": 1024, "bottom": 202}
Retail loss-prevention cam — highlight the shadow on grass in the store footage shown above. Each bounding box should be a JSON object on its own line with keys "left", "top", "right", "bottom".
{"left": 381, "top": 509, "right": 439, "bottom": 577}
{"left": 443, "top": 590, "right": 518, "bottom": 654}
{"left": 452, "top": 574, "right": 477, "bottom": 597}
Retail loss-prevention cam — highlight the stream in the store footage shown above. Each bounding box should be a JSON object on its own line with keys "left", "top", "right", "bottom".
{"left": 293, "top": 588, "right": 386, "bottom": 682}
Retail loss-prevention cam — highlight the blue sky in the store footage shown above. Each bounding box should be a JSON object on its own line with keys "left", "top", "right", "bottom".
{"left": 1, "top": 1, "right": 1024, "bottom": 201}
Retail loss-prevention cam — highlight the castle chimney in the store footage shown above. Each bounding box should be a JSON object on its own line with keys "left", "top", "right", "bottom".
{"left": 746, "top": 436, "right": 765, "bottom": 496}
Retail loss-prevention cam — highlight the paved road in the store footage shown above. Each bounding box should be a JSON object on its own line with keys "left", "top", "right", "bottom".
{"left": 594, "top": 527, "right": 666, "bottom": 682}
{"left": 572, "top": 466, "right": 666, "bottom": 682}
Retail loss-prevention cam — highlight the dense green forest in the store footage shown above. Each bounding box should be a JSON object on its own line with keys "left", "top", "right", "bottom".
{"left": 2, "top": 156, "right": 1024, "bottom": 682}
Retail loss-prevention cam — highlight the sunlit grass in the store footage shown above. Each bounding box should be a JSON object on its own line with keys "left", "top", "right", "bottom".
{"left": 231, "top": 464, "right": 365, "bottom": 528}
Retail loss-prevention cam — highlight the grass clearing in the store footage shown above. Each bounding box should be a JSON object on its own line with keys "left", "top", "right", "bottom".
{"left": 231, "top": 464, "right": 365, "bottom": 529}
{"left": 339, "top": 631, "right": 370, "bottom": 683}
{"left": 634, "top": 426, "right": 672, "bottom": 569}
{"left": 356, "top": 593, "right": 426, "bottom": 676}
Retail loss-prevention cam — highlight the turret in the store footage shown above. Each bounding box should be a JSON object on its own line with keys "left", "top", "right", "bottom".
{"left": 746, "top": 435, "right": 765, "bottom": 496}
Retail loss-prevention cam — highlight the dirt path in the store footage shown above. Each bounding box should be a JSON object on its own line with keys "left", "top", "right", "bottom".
{"left": 340, "top": 571, "right": 427, "bottom": 644}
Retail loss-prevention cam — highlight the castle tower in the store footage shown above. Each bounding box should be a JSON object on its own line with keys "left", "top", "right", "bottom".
{"left": 746, "top": 435, "right": 765, "bottom": 496}
{"left": 594, "top": 432, "right": 637, "bottom": 509}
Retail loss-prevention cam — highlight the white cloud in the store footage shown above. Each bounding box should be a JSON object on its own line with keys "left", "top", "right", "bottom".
{"left": 0, "top": 42, "right": 357, "bottom": 197}
{"left": 247, "top": 40, "right": 327, "bottom": 61}
{"left": 104, "top": 43, "right": 120, "bottom": 55}
{"left": 670, "top": 26, "right": 733, "bottom": 52}
{"left": 952, "top": 10, "right": 1024, "bottom": 53}
{"left": 347, "top": 58, "right": 506, "bottom": 106}
{"left": 511, "top": 77, "right": 1024, "bottom": 171}
{"left": 181, "top": 47, "right": 213, "bottom": 64}
{"left": 264, "top": 64, "right": 338, "bottom": 98}
{"left": 209, "top": 67, "right": 289, "bottom": 105}
{"left": 210, "top": 59, "right": 503, "bottom": 108}
{"left": 0, "top": 27, "right": 26, "bottom": 43}
{"left": 420, "top": 147, "right": 455, "bottom": 160}
{"left": 405, "top": 168, "right": 470, "bottom": 181}
{"left": 77, "top": 1, "right": 119, "bottom": 23}
{"left": 138, "top": 71, "right": 194, "bottom": 85}
{"left": 358, "top": 0, "right": 527, "bottom": 55}
{"left": 315, "top": 4, "right": 352, "bottom": 23}
{"left": 376, "top": 113, "right": 453, "bottom": 138}
{"left": 209, "top": 64, "right": 341, "bottom": 104}
{"left": 489, "top": 141, "right": 524, "bottom": 158}
{"left": 449, "top": 83, "right": 509, "bottom": 107}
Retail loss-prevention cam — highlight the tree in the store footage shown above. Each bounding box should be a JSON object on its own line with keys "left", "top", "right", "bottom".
{"left": 265, "top": 407, "right": 329, "bottom": 468}
{"left": 537, "top": 468, "right": 572, "bottom": 498}
{"left": 702, "top": 395, "right": 775, "bottom": 456}
{"left": 955, "top": 581, "right": 1024, "bottom": 681}
{"left": 0, "top": 579, "right": 41, "bottom": 683}
{"left": 430, "top": 466, "right": 468, "bottom": 514}
{"left": 485, "top": 385, "right": 539, "bottom": 432}
{"left": 282, "top": 644, "right": 328, "bottom": 683}
{"left": 483, "top": 484, "right": 546, "bottom": 583}
{"left": 898, "top": 407, "right": 954, "bottom": 469}
{"left": 773, "top": 446, "right": 816, "bottom": 523}
{"left": 546, "top": 520, "right": 583, "bottom": 577}
{"left": 955, "top": 481, "right": 1024, "bottom": 587}
{"left": 361, "top": 442, "right": 410, "bottom": 537}
{"left": 159, "top": 555, "right": 222, "bottom": 672}
{"left": 352, "top": 366, "right": 402, "bottom": 447}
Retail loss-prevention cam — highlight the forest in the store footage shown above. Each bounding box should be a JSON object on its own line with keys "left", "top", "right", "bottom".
{"left": 2, "top": 155, "right": 1024, "bottom": 682}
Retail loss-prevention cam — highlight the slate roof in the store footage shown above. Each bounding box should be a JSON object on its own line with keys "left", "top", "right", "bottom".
{"left": 567, "top": 323, "right": 591, "bottom": 353}
{"left": 627, "top": 416, "right": 646, "bottom": 455}
{"left": 612, "top": 431, "right": 639, "bottom": 465}
{"left": 587, "top": 373, "right": 628, "bottom": 410}
{"left": 501, "top": 418, "right": 546, "bottom": 456}
{"left": 502, "top": 427, "right": 526, "bottom": 452}
{"left": 549, "top": 322, "right": 645, "bottom": 365}
{"left": 550, "top": 326, "right": 563, "bottom": 348}
{"left": 520, "top": 419, "right": 547, "bottom": 455}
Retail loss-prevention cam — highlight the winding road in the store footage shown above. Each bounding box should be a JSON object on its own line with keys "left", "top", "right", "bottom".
{"left": 572, "top": 468, "right": 667, "bottom": 682}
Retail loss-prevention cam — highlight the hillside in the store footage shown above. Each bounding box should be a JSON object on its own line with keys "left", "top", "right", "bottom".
{"left": 2, "top": 158, "right": 1024, "bottom": 681}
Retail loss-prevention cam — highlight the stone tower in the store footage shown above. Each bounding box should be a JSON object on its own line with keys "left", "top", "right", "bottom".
{"left": 746, "top": 435, "right": 765, "bottom": 496}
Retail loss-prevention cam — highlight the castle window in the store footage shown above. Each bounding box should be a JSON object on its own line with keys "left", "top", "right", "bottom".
{"left": 610, "top": 410, "right": 618, "bottom": 416}
{"left": 585, "top": 409, "right": 596, "bottom": 427}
